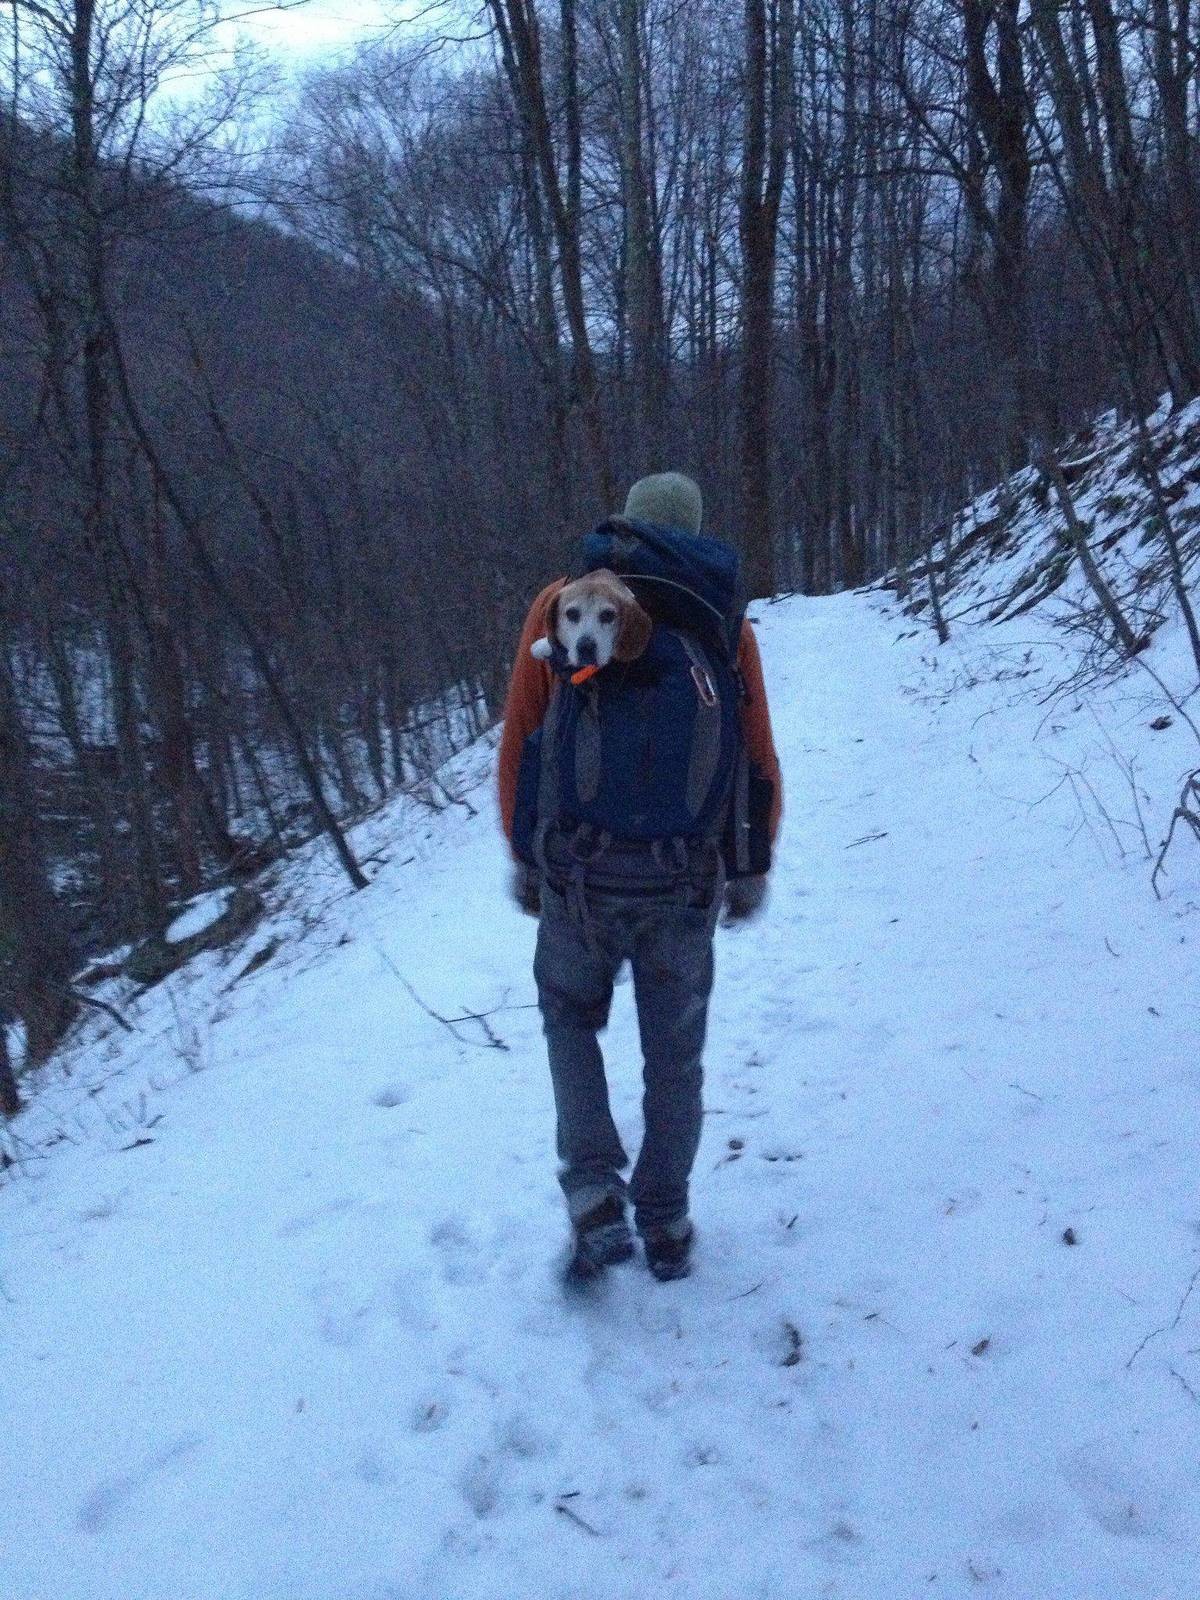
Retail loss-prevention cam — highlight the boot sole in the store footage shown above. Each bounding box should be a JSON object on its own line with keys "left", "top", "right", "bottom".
{"left": 567, "top": 1225, "right": 636, "bottom": 1281}
{"left": 646, "top": 1254, "right": 692, "bottom": 1282}
{"left": 643, "top": 1226, "right": 694, "bottom": 1282}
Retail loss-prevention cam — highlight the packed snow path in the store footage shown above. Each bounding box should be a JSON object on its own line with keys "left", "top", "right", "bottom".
{"left": 4, "top": 593, "right": 1199, "bottom": 1600}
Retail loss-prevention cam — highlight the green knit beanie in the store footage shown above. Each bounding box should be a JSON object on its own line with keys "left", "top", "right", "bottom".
{"left": 622, "top": 472, "right": 703, "bottom": 536}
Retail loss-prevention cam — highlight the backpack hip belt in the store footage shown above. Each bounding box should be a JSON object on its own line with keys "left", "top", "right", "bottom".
{"left": 540, "top": 822, "right": 721, "bottom": 903}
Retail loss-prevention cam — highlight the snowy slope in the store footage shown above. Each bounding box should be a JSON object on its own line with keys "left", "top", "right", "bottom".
{"left": 908, "top": 396, "right": 1200, "bottom": 638}
{"left": 4, "top": 586, "right": 1200, "bottom": 1600}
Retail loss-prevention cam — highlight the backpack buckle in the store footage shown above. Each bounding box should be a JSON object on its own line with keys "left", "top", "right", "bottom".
{"left": 650, "top": 837, "right": 690, "bottom": 877}
{"left": 568, "top": 824, "right": 611, "bottom": 864}
{"left": 690, "top": 663, "right": 718, "bottom": 707}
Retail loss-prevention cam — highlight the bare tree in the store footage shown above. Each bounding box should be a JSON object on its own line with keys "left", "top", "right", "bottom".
{"left": 739, "top": 0, "right": 795, "bottom": 597}
{"left": 0, "top": 648, "right": 74, "bottom": 1073}
{"left": 486, "top": 0, "right": 616, "bottom": 504}
{"left": 616, "top": 0, "right": 667, "bottom": 468}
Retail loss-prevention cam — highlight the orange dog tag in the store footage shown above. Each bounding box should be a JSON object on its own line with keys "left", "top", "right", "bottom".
{"left": 570, "top": 664, "right": 601, "bottom": 686}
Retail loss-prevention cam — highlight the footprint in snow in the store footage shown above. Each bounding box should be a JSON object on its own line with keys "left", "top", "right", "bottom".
{"left": 768, "top": 1008, "right": 836, "bottom": 1035}
{"left": 78, "top": 1434, "right": 204, "bottom": 1533}
{"left": 277, "top": 1195, "right": 359, "bottom": 1239}
{"left": 985, "top": 1500, "right": 1051, "bottom": 1545}
{"left": 386, "top": 1271, "right": 438, "bottom": 1335}
{"left": 1059, "top": 1444, "right": 1165, "bottom": 1538}
{"left": 430, "top": 1215, "right": 489, "bottom": 1285}
{"left": 411, "top": 1399, "right": 450, "bottom": 1434}
{"left": 495, "top": 1411, "right": 556, "bottom": 1461}
{"left": 459, "top": 1453, "right": 502, "bottom": 1517}
{"left": 372, "top": 1083, "right": 411, "bottom": 1109}
{"left": 809, "top": 1517, "right": 864, "bottom": 1562}
{"left": 746, "top": 1315, "right": 807, "bottom": 1369}
{"left": 308, "top": 1279, "right": 373, "bottom": 1348}
{"left": 355, "top": 1448, "right": 397, "bottom": 1487}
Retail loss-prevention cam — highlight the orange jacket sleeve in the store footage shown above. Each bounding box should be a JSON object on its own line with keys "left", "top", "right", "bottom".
{"left": 736, "top": 618, "right": 784, "bottom": 845}
{"left": 497, "top": 580, "right": 565, "bottom": 845}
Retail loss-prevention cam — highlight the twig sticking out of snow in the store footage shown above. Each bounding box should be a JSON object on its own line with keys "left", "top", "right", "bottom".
{"left": 554, "top": 1496, "right": 601, "bottom": 1537}
{"left": 726, "top": 1280, "right": 768, "bottom": 1302}
{"left": 373, "top": 943, "right": 512, "bottom": 1052}
{"left": 1170, "top": 1368, "right": 1200, "bottom": 1407}
{"left": 1126, "top": 1262, "right": 1200, "bottom": 1369}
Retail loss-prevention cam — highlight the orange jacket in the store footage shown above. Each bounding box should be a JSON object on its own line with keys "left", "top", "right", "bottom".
{"left": 497, "top": 579, "right": 783, "bottom": 855}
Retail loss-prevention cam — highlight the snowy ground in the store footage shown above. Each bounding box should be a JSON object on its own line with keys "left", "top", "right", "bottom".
{"left": 4, "top": 589, "right": 1200, "bottom": 1600}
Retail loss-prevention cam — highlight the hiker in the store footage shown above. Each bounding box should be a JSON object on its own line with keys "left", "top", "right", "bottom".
{"left": 498, "top": 473, "right": 782, "bottom": 1281}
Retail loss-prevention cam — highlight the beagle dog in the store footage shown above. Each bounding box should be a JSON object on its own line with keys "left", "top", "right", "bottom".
{"left": 531, "top": 569, "right": 652, "bottom": 682}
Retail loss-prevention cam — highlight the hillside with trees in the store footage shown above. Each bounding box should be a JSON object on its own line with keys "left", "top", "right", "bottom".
{"left": 3, "top": 0, "right": 1199, "bottom": 1111}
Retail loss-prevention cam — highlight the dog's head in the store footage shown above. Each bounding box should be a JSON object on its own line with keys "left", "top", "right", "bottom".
{"left": 546, "top": 570, "right": 652, "bottom": 670}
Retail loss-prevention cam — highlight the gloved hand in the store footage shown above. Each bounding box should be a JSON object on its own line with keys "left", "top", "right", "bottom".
{"left": 510, "top": 861, "right": 541, "bottom": 918}
{"left": 721, "top": 875, "right": 768, "bottom": 926}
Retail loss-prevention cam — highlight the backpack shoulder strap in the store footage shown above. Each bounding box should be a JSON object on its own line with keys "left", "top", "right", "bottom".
{"left": 531, "top": 681, "right": 565, "bottom": 871}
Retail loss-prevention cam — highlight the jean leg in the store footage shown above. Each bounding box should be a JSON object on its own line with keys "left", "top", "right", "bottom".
{"left": 533, "top": 888, "right": 628, "bottom": 1216}
{"left": 627, "top": 901, "right": 717, "bottom": 1232}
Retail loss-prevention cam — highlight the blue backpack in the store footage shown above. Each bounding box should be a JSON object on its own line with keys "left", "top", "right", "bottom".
{"left": 512, "top": 518, "right": 768, "bottom": 877}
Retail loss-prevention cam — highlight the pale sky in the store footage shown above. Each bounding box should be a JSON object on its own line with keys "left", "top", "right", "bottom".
{"left": 226, "top": 1, "right": 407, "bottom": 68}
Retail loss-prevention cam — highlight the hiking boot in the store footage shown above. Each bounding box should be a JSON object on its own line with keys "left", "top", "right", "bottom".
{"left": 567, "top": 1195, "right": 635, "bottom": 1279}
{"left": 642, "top": 1217, "right": 694, "bottom": 1282}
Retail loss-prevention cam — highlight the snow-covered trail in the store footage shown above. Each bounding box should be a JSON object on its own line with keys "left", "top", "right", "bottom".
{"left": 4, "top": 593, "right": 1199, "bottom": 1600}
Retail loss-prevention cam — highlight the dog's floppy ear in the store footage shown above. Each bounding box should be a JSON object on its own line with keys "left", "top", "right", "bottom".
{"left": 612, "top": 580, "right": 653, "bottom": 662}
{"left": 543, "top": 583, "right": 563, "bottom": 642}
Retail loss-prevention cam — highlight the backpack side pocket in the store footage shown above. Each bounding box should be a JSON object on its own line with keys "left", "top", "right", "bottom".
{"left": 511, "top": 725, "right": 544, "bottom": 865}
{"left": 721, "top": 748, "right": 774, "bottom": 878}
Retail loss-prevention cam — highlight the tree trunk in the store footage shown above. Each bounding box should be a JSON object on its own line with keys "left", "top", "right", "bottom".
{"left": 962, "top": 0, "right": 1032, "bottom": 468}
{"left": 0, "top": 654, "right": 76, "bottom": 1066}
{"left": 619, "top": 0, "right": 666, "bottom": 470}
{"left": 0, "top": 1022, "right": 20, "bottom": 1119}
{"left": 488, "top": 0, "right": 615, "bottom": 505}
{"left": 739, "top": 0, "right": 795, "bottom": 598}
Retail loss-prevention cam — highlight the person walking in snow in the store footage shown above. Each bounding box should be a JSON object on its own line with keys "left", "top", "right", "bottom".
{"left": 497, "top": 473, "right": 782, "bottom": 1281}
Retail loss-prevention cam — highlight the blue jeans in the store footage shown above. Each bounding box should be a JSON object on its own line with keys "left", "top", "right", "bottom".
{"left": 533, "top": 875, "right": 721, "bottom": 1232}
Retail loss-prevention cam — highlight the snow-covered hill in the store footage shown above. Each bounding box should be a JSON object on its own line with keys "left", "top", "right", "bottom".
{"left": 906, "top": 396, "right": 1200, "bottom": 639}
{"left": 4, "top": 446, "right": 1200, "bottom": 1596}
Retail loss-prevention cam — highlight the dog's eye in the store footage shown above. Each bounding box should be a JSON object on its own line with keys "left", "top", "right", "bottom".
{"left": 564, "top": 606, "right": 581, "bottom": 624}
{"left": 598, "top": 609, "right": 617, "bottom": 626}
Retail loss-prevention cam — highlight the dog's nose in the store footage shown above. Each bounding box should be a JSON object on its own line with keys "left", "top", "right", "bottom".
{"left": 576, "top": 635, "right": 598, "bottom": 664}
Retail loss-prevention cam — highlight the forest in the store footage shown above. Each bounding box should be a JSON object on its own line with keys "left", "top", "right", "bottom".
{"left": 2, "top": 0, "right": 1199, "bottom": 1111}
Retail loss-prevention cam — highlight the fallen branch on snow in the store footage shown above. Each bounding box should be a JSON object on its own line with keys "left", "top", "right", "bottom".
{"left": 1126, "top": 1261, "right": 1200, "bottom": 1369}
{"left": 68, "top": 987, "right": 136, "bottom": 1034}
{"left": 373, "top": 943, "right": 514, "bottom": 1052}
